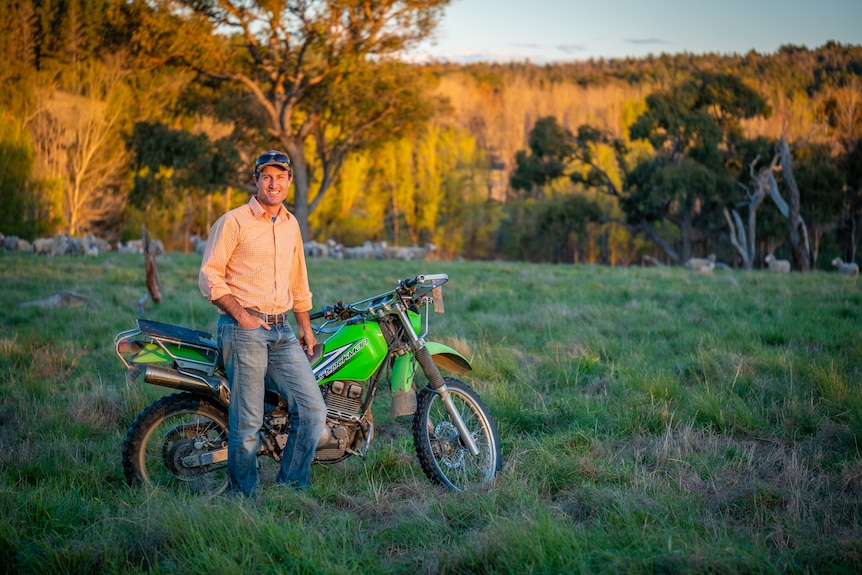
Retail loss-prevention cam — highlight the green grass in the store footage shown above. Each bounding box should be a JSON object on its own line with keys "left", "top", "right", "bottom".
{"left": 1, "top": 251, "right": 861, "bottom": 574}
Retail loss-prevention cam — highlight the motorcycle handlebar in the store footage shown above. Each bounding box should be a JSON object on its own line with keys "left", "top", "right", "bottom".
{"left": 399, "top": 276, "right": 420, "bottom": 289}
{"left": 310, "top": 274, "right": 445, "bottom": 323}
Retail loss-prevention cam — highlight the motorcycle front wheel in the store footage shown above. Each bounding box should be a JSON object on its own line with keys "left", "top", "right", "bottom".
{"left": 122, "top": 392, "right": 229, "bottom": 496}
{"left": 413, "top": 377, "right": 502, "bottom": 491}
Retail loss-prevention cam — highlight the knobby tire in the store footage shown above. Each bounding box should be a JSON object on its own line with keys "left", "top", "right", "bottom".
{"left": 122, "top": 392, "right": 229, "bottom": 496}
{"left": 412, "top": 378, "right": 502, "bottom": 491}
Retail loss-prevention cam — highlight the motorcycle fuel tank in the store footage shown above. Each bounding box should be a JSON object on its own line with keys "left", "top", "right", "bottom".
{"left": 312, "top": 322, "right": 388, "bottom": 384}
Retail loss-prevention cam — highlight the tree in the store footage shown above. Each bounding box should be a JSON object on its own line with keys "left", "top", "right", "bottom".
{"left": 128, "top": 121, "right": 241, "bottom": 248}
{"left": 129, "top": 0, "right": 450, "bottom": 240}
{"left": 794, "top": 143, "right": 845, "bottom": 267}
{"left": 510, "top": 116, "right": 575, "bottom": 199}
{"left": 27, "top": 57, "right": 134, "bottom": 236}
{"left": 771, "top": 138, "right": 812, "bottom": 271}
{"left": 724, "top": 153, "right": 776, "bottom": 270}
{"left": 507, "top": 117, "right": 603, "bottom": 263}
{"left": 0, "top": 116, "right": 45, "bottom": 238}
{"left": 621, "top": 72, "right": 769, "bottom": 263}
{"left": 838, "top": 138, "right": 862, "bottom": 263}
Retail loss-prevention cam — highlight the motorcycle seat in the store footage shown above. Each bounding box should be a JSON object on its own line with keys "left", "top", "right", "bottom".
{"left": 136, "top": 319, "right": 218, "bottom": 349}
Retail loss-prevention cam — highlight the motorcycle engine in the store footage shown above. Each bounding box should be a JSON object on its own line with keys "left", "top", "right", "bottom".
{"left": 324, "top": 380, "right": 363, "bottom": 415}
{"left": 315, "top": 380, "right": 369, "bottom": 462}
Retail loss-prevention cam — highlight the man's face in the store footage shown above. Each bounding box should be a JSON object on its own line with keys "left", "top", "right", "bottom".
{"left": 254, "top": 166, "right": 292, "bottom": 209}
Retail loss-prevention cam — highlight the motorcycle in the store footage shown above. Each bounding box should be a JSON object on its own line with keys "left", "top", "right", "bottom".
{"left": 116, "top": 273, "right": 502, "bottom": 493}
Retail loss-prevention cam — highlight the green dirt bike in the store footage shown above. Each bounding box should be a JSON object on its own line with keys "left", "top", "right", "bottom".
{"left": 116, "top": 273, "right": 503, "bottom": 493}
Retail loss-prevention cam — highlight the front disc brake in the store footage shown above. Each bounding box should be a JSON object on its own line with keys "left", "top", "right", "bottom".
{"left": 432, "top": 421, "right": 465, "bottom": 469}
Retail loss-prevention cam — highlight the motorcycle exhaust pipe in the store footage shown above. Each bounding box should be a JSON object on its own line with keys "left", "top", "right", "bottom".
{"left": 143, "top": 365, "right": 228, "bottom": 401}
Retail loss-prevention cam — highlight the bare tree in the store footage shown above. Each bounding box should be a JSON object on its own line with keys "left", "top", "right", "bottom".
{"left": 770, "top": 138, "right": 811, "bottom": 271}
{"left": 724, "top": 153, "right": 779, "bottom": 270}
{"left": 27, "top": 58, "right": 131, "bottom": 235}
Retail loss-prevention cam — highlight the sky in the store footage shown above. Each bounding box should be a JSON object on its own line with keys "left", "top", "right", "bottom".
{"left": 406, "top": 0, "right": 862, "bottom": 64}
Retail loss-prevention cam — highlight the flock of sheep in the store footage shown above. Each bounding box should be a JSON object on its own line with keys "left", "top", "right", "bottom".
{"left": 684, "top": 252, "right": 859, "bottom": 276}
{"left": 3, "top": 230, "right": 858, "bottom": 275}
{"left": 5, "top": 230, "right": 433, "bottom": 262}
{"left": 1, "top": 232, "right": 162, "bottom": 256}
{"left": 302, "top": 239, "right": 436, "bottom": 261}
{"left": 191, "top": 235, "right": 437, "bottom": 261}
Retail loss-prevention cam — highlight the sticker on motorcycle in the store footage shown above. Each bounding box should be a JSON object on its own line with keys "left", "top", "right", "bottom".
{"left": 313, "top": 339, "right": 369, "bottom": 381}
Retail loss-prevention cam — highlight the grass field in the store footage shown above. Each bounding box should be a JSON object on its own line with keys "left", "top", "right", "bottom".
{"left": 1, "top": 251, "right": 860, "bottom": 574}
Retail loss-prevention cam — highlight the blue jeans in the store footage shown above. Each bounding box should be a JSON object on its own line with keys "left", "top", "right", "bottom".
{"left": 218, "top": 315, "right": 326, "bottom": 496}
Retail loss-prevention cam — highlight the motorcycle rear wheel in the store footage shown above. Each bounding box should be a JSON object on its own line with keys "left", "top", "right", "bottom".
{"left": 413, "top": 378, "right": 502, "bottom": 491}
{"left": 122, "top": 392, "right": 229, "bottom": 496}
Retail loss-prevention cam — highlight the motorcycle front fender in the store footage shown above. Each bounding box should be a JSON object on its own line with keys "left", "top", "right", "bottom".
{"left": 425, "top": 341, "right": 472, "bottom": 375}
{"left": 391, "top": 341, "right": 472, "bottom": 394}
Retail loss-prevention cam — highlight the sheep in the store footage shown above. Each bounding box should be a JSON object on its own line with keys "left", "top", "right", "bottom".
{"left": 384, "top": 243, "right": 436, "bottom": 261}
{"left": 343, "top": 241, "right": 375, "bottom": 259}
{"left": 764, "top": 253, "right": 791, "bottom": 273}
{"left": 832, "top": 257, "right": 860, "bottom": 277}
{"left": 371, "top": 241, "right": 387, "bottom": 260}
{"left": 191, "top": 234, "right": 208, "bottom": 255}
{"left": 303, "top": 239, "right": 324, "bottom": 258}
{"left": 3, "top": 235, "right": 21, "bottom": 251}
{"left": 32, "top": 237, "right": 57, "bottom": 255}
{"left": 116, "top": 241, "right": 137, "bottom": 254}
{"left": 683, "top": 253, "right": 716, "bottom": 273}
{"left": 304, "top": 238, "right": 344, "bottom": 258}
{"left": 86, "top": 234, "right": 112, "bottom": 254}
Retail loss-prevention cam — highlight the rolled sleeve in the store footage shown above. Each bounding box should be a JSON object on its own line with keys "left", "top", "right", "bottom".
{"left": 290, "top": 237, "right": 313, "bottom": 312}
{"left": 198, "top": 215, "right": 237, "bottom": 303}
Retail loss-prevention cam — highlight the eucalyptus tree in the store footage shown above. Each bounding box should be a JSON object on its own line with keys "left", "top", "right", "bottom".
{"left": 508, "top": 117, "right": 603, "bottom": 263}
{"left": 126, "top": 0, "right": 450, "bottom": 240}
{"left": 794, "top": 143, "right": 845, "bottom": 267}
{"left": 557, "top": 74, "right": 770, "bottom": 265}
{"left": 621, "top": 72, "right": 770, "bottom": 264}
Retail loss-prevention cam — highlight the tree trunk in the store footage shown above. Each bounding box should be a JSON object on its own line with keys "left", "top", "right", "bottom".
{"left": 639, "top": 221, "right": 680, "bottom": 263}
{"left": 680, "top": 212, "right": 694, "bottom": 263}
{"left": 779, "top": 138, "right": 811, "bottom": 271}
{"left": 724, "top": 207, "right": 752, "bottom": 270}
{"left": 143, "top": 226, "right": 162, "bottom": 304}
{"left": 283, "top": 140, "right": 311, "bottom": 241}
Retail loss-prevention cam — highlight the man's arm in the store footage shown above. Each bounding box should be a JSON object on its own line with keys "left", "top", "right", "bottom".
{"left": 294, "top": 309, "right": 316, "bottom": 355}
{"left": 213, "top": 295, "right": 269, "bottom": 330}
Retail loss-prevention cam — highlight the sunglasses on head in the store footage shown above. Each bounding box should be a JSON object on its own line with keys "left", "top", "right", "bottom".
{"left": 254, "top": 151, "right": 293, "bottom": 176}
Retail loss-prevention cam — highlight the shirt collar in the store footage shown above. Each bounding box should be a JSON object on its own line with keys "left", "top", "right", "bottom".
{"left": 249, "top": 195, "right": 290, "bottom": 221}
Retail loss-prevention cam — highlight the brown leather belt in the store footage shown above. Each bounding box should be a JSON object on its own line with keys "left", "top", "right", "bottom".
{"left": 245, "top": 308, "right": 290, "bottom": 325}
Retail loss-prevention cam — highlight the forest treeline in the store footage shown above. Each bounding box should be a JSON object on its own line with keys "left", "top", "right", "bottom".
{"left": 1, "top": 0, "right": 860, "bottom": 269}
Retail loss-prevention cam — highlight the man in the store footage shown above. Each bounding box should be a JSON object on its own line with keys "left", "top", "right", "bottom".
{"left": 199, "top": 150, "right": 326, "bottom": 497}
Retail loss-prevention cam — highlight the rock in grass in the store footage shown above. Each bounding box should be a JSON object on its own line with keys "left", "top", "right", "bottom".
{"left": 20, "top": 291, "right": 88, "bottom": 309}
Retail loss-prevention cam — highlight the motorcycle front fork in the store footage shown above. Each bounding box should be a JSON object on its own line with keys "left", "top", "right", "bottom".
{"left": 395, "top": 307, "right": 480, "bottom": 457}
{"left": 413, "top": 346, "right": 480, "bottom": 456}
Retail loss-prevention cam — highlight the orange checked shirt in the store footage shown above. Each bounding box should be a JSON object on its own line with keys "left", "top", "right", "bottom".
{"left": 199, "top": 196, "right": 313, "bottom": 314}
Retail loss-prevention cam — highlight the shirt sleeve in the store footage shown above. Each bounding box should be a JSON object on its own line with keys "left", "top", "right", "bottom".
{"left": 289, "top": 229, "right": 313, "bottom": 313}
{"left": 198, "top": 214, "right": 238, "bottom": 303}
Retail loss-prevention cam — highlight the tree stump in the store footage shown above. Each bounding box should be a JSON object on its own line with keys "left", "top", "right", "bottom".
{"left": 143, "top": 226, "right": 163, "bottom": 304}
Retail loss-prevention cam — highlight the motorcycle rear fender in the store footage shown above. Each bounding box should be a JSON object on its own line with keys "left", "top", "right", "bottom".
{"left": 390, "top": 342, "right": 472, "bottom": 394}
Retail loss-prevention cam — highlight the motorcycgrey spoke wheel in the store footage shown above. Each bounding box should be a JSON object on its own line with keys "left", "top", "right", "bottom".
{"left": 122, "top": 393, "right": 229, "bottom": 496}
{"left": 413, "top": 377, "right": 502, "bottom": 491}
